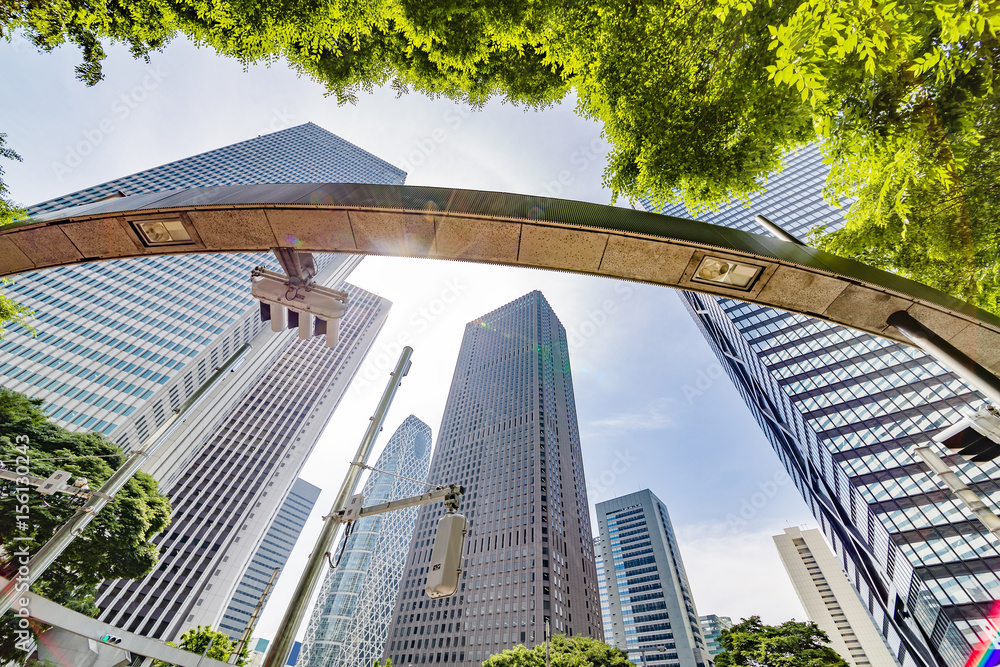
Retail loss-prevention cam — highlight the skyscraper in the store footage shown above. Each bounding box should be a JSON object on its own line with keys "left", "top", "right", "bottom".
{"left": 774, "top": 527, "right": 900, "bottom": 667}
{"left": 596, "top": 536, "right": 614, "bottom": 644}
{"left": 383, "top": 291, "right": 602, "bottom": 666}
{"left": 699, "top": 615, "right": 732, "bottom": 658}
{"left": 2, "top": 122, "right": 405, "bottom": 460}
{"left": 651, "top": 145, "right": 998, "bottom": 667}
{"left": 220, "top": 477, "right": 322, "bottom": 641}
{"left": 1, "top": 123, "right": 405, "bottom": 641}
{"left": 300, "top": 415, "right": 433, "bottom": 667}
{"left": 596, "top": 489, "right": 711, "bottom": 667}
{"left": 94, "top": 278, "right": 390, "bottom": 640}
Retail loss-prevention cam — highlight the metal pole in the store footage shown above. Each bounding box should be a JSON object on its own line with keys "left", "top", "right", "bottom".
{"left": 887, "top": 310, "right": 1000, "bottom": 406}
{"left": 232, "top": 566, "right": 280, "bottom": 664}
{"left": 0, "top": 344, "right": 250, "bottom": 615}
{"left": 263, "top": 347, "right": 413, "bottom": 667}
{"left": 914, "top": 446, "right": 1000, "bottom": 541}
{"left": 545, "top": 617, "right": 550, "bottom": 667}
{"left": 754, "top": 214, "right": 806, "bottom": 246}
{"left": 196, "top": 635, "right": 217, "bottom": 667}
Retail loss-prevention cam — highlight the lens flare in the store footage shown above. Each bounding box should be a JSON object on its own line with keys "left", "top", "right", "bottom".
{"left": 966, "top": 603, "right": 1000, "bottom": 667}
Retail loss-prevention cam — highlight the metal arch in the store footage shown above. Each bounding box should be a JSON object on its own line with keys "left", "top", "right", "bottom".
{"left": 2, "top": 182, "right": 1000, "bottom": 376}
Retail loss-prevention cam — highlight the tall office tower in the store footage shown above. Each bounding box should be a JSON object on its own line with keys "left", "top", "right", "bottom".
{"left": 775, "top": 527, "right": 901, "bottom": 667}
{"left": 383, "top": 291, "right": 602, "bottom": 666}
{"left": 219, "top": 478, "right": 322, "bottom": 641}
{"left": 596, "top": 490, "right": 711, "bottom": 667}
{"left": 596, "top": 536, "right": 615, "bottom": 643}
{"left": 699, "top": 615, "right": 732, "bottom": 658}
{"left": 1, "top": 122, "right": 405, "bottom": 456}
{"left": 650, "top": 145, "right": 998, "bottom": 667}
{"left": 299, "top": 415, "right": 433, "bottom": 667}
{"left": 94, "top": 280, "right": 391, "bottom": 640}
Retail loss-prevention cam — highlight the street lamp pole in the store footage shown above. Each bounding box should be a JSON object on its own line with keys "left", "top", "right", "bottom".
{"left": 262, "top": 347, "right": 413, "bottom": 667}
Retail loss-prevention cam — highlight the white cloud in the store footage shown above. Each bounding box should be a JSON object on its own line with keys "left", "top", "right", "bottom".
{"left": 677, "top": 521, "right": 810, "bottom": 626}
{"left": 585, "top": 397, "right": 679, "bottom": 434}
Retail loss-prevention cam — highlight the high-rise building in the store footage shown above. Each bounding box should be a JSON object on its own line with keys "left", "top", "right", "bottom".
{"left": 95, "top": 278, "right": 390, "bottom": 640}
{"left": 1, "top": 122, "right": 405, "bottom": 462}
{"left": 775, "top": 527, "right": 901, "bottom": 667}
{"left": 383, "top": 291, "right": 602, "bottom": 666}
{"left": 596, "top": 536, "right": 614, "bottom": 644}
{"left": 699, "top": 615, "right": 732, "bottom": 658}
{"left": 596, "top": 490, "right": 711, "bottom": 667}
{"left": 299, "top": 415, "right": 433, "bottom": 667}
{"left": 2, "top": 123, "right": 405, "bottom": 641}
{"left": 651, "top": 145, "right": 998, "bottom": 667}
{"left": 220, "top": 477, "right": 322, "bottom": 641}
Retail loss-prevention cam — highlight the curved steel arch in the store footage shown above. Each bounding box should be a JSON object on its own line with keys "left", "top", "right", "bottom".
{"left": 3, "top": 182, "right": 999, "bottom": 374}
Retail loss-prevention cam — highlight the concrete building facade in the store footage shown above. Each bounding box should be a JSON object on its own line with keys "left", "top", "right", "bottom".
{"left": 95, "top": 279, "right": 390, "bottom": 640}
{"left": 219, "top": 477, "right": 322, "bottom": 640}
{"left": 775, "top": 527, "right": 901, "bottom": 667}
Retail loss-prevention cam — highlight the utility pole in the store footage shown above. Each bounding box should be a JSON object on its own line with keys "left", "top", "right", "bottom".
{"left": 263, "top": 347, "right": 413, "bottom": 667}
{"left": 231, "top": 567, "right": 280, "bottom": 664}
{"left": 545, "top": 617, "right": 551, "bottom": 667}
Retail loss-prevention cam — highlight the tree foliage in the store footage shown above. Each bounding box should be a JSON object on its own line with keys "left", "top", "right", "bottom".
{"left": 482, "top": 634, "right": 632, "bottom": 666}
{"left": 3, "top": 0, "right": 999, "bottom": 310}
{"left": 153, "top": 625, "right": 249, "bottom": 667}
{"left": 0, "top": 134, "right": 32, "bottom": 341}
{"left": 714, "top": 616, "right": 849, "bottom": 667}
{"left": 0, "top": 389, "right": 171, "bottom": 663}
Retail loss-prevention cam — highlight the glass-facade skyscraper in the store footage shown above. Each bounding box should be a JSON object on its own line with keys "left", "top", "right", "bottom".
{"left": 220, "top": 477, "right": 322, "bottom": 640}
{"left": 300, "top": 415, "right": 433, "bottom": 667}
{"left": 2, "top": 122, "right": 405, "bottom": 457}
{"left": 383, "top": 291, "right": 602, "bottom": 666}
{"left": 699, "top": 615, "right": 732, "bottom": 658}
{"left": 2, "top": 123, "right": 405, "bottom": 643}
{"left": 596, "top": 489, "right": 711, "bottom": 667}
{"left": 596, "top": 536, "right": 615, "bottom": 644}
{"left": 652, "top": 145, "right": 998, "bottom": 667}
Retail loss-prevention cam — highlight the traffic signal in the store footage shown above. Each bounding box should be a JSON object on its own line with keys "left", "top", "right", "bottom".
{"left": 937, "top": 406, "right": 1000, "bottom": 463}
{"left": 99, "top": 634, "right": 123, "bottom": 644}
{"left": 425, "top": 512, "right": 468, "bottom": 599}
{"left": 251, "top": 267, "right": 347, "bottom": 348}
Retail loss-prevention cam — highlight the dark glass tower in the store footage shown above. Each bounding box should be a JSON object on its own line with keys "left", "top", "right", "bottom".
{"left": 650, "top": 146, "right": 998, "bottom": 667}
{"left": 383, "top": 291, "right": 602, "bottom": 666}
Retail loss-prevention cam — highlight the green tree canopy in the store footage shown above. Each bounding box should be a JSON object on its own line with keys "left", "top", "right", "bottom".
{"left": 0, "top": 389, "right": 172, "bottom": 662}
{"left": 482, "top": 634, "right": 632, "bottom": 666}
{"left": 0, "top": 133, "right": 32, "bottom": 340}
{"left": 3, "top": 0, "right": 999, "bottom": 312}
{"left": 153, "top": 625, "right": 249, "bottom": 666}
{"left": 714, "top": 616, "right": 849, "bottom": 667}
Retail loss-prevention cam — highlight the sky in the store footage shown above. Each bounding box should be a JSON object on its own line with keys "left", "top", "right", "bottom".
{"left": 0, "top": 33, "right": 819, "bottom": 642}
